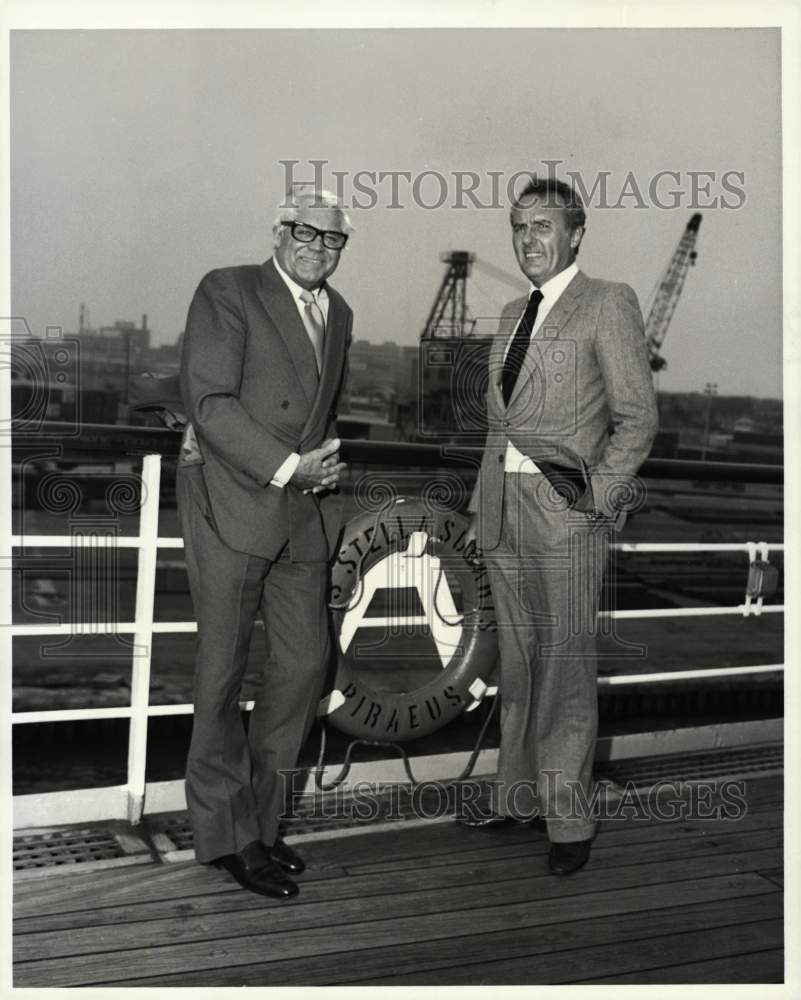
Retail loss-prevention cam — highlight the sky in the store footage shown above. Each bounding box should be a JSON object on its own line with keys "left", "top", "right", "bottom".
{"left": 10, "top": 27, "right": 782, "bottom": 398}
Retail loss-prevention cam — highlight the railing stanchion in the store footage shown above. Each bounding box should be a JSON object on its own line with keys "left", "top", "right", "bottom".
{"left": 126, "top": 453, "right": 162, "bottom": 825}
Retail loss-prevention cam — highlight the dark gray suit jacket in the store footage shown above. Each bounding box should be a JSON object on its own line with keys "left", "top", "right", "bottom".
{"left": 471, "top": 269, "right": 659, "bottom": 547}
{"left": 180, "top": 257, "right": 352, "bottom": 561}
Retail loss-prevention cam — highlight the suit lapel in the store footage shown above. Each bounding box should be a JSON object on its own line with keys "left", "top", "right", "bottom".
{"left": 507, "top": 269, "right": 588, "bottom": 409}
{"left": 256, "top": 258, "right": 319, "bottom": 405}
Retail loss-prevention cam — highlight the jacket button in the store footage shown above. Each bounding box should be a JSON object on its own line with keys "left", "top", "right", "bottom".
{"left": 502, "top": 420, "right": 510, "bottom": 427}
{"left": 498, "top": 455, "right": 504, "bottom": 463}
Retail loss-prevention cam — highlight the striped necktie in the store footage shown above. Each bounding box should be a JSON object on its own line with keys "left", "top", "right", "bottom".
{"left": 299, "top": 289, "right": 325, "bottom": 373}
{"left": 502, "top": 289, "right": 544, "bottom": 405}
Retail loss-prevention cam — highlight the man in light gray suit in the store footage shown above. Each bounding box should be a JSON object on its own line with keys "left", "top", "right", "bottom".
{"left": 178, "top": 187, "right": 352, "bottom": 898}
{"left": 462, "top": 177, "right": 658, "bottom": 874}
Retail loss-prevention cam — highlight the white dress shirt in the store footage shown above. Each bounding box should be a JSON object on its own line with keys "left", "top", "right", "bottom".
{"left": 269, "top": 258, "right": 331, "bottom": 487}
{"left": 504, "top": 261, "right": 579, "bottom": 473}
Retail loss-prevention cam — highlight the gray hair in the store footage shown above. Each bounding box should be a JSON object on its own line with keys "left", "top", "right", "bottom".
{"left": 274, "top": 185, "right": 354, "bottom": 235}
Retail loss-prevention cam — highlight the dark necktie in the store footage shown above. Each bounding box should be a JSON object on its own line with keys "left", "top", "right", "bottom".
{"left": 502, "top": 289, "right": 544, "bottom": 405}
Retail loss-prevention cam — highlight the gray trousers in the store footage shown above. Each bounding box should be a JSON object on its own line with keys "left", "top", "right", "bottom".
{"left": 484, "top": 473, "right": 610, "bottom": 843}
{"left": 177, "top": 467, "right": 329, "bottom": 863}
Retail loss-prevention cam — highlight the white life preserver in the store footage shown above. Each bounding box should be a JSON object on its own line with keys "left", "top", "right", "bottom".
{"left": 320, "top": 500, "right": 498, "bottom": 742}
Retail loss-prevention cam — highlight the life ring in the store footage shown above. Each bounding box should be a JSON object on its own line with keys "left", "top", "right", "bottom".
{"left": 319, "top": 499, "right": 498, "bottom": 741}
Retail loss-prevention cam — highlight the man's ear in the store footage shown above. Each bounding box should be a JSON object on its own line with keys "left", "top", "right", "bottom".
{"left": 272, "top": 223, "right": 284, "bottom": 250}
{"left": 571, "top": 226, "right": 585, "bottom": 251}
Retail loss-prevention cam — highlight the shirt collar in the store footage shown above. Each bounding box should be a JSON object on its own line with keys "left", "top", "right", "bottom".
{"left": 530, "top": 261, "right": 579, "bottom": 303}
{"left": 272, "top": 256, "right": 328, "bottom": 304}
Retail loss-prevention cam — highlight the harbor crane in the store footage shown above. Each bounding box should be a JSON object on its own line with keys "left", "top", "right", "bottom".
{"left": 421, "top": 251, "right": 477, "bottom": 339}
{"left": 644, "top": 213, "right": 702, "bottom": 371}
{"left": 420, "top": 251, "right": 528, "bottom": 339}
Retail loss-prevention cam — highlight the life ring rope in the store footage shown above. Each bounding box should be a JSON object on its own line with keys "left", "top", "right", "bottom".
{"left": 312, "top": 693, "right": 501, "bottom": 792}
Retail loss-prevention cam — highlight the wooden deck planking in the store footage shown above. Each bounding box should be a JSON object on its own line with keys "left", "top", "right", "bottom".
{"left": 14, "top": 831, "right": 781, "bottom": 957}
{"left": 355, "top": 919, "right": 785, "bottom": 985}
{"left": 13, "top": 775, "right": 784, "bottom": 987}
{"left": 14, "top": 863, "right": 781, "bottom": 985}
{"left": 577, "top": 949, "right": 785, "bottom": 984}
{"left": 14, "top": 793, "right": 781, "bottom": 918}
{"left": 13, "top": 825, "right": 781, "bottom": 943}
{"left": 99, "top": 892, "right": 783, "bottom": 987}
{"left": 756, "top": 868, "right": 784, "bottom": 889}
{"left": 342, "top": 806, "right": 783, "bottom": 876}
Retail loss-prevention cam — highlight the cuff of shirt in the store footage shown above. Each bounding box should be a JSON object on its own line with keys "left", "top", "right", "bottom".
{"left": 270, "top": 452, "right": 300, "bottom": 488}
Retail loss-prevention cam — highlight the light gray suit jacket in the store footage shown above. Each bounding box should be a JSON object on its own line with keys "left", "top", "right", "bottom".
{"left": 470, "top": 269, "right": 658, "bottom": 548}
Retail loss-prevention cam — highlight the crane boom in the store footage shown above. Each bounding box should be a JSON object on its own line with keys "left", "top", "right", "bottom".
{"left": 645, "top": 213, "right": 702, "bottom": 371}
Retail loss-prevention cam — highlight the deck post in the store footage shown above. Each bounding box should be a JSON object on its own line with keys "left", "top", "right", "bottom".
{"left": 126, "top": 453, "right": 162, "bottom": 825}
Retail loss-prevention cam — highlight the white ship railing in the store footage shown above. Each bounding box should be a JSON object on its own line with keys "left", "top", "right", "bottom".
{"left": 10, "top": 454, "right": 784, "bottom": 827}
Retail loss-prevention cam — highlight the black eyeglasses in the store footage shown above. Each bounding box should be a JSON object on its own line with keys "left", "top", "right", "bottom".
{"left": 284, "top": 221, "right": 348, "bottom": 250}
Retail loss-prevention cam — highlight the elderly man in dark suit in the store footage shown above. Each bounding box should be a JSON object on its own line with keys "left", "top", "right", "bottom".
{"left": 178, "top": 187, "right": 353, "bottom": 898}
{"left": 462, "top": 178, "right": 658, "bottom": 875}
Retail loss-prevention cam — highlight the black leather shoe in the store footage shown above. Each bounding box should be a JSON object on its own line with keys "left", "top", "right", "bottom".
{"left": 210, "top": 840, "right": 299, "bottom": 899}
{"left": 269, "top": 838, "right": 306, "bottom": 874}
{"left": 548, "top": 838, "right": 592, "bottom": 875}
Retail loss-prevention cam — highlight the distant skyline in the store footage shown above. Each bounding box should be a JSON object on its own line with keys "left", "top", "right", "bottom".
{"left": 11, "top": 28, "right": 782, "bottom": 398}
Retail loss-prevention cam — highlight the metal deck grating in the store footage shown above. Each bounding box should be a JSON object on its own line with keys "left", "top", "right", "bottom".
{"left": 596, "top": 743, "right": 783, "bottom": 787}
{"left": 13, "top": 828, "right": 126, "bottom": 870}
{"left": 145, "top": 741, "right": 784, "bottom": 856}
{"left": 153, "top": 815, "right": 195, "bottom": 851}
{"left": 145, "top": 783, "right": 448, "bottom": 852}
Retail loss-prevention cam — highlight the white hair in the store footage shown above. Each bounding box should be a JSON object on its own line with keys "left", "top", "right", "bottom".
{"left": 274, "top": 185, "right": 353, "bottom": 235}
